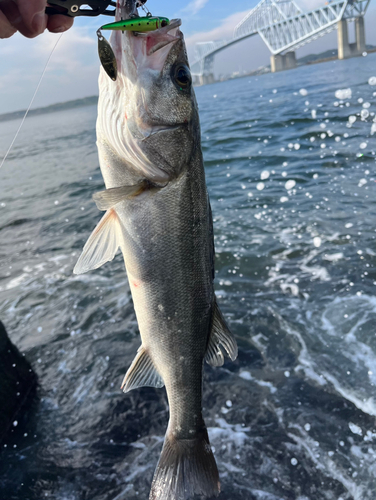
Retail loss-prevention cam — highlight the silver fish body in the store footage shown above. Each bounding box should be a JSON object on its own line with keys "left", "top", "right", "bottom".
{"left": 74, "top": 2, "right": 237, "bottom": 498}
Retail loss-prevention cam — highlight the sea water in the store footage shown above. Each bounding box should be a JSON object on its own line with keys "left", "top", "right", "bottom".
{"left": 0, "top": 53, "right": 375, "bottom": 500}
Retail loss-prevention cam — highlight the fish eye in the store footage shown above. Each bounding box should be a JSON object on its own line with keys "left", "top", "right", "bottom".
{"left": 172, "top": 64, "right": 192, "bottom": 92}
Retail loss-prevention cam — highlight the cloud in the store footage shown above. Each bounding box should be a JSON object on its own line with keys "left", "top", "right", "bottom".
{"left": 184, "top": 0, "right": 210, "bottom": 16}
{"left": 184, "top": 9, "right": 263, "bottom": 74}
{"left": 185, "top": 9, "right": 249, "bottom": 48}
{"left": 0, "top": 27, "right": 99, "bottom": 113}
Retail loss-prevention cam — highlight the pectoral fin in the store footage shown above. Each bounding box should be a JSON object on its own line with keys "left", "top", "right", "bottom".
{"left": 93, "top": 183, "right": 146, "bottom": 211}
{"left": 205, "top": 300, "right": 238, "bottom": 367}
{"left": 73, "top": 208, "right": 125, "bottom": 275}
{"left": 121, "top": 346, "right": 164, "bottom": 393}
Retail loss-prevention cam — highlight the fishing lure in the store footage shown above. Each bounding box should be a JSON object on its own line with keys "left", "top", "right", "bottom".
{"left": 97, "top": 29, "right": 117, "bottom": 81}
{"left": 97, "top": 15, "right": 170, "bottom": 81}
{"left": 100, "top": 16, "right": 170, "bottom": 32}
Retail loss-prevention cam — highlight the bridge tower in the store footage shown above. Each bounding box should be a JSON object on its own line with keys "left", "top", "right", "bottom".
{"left": 338, "top": 16, "right": 366, "bottom": 59}
{"left": 270, "top": 52, "right": 297, "bottom": 73}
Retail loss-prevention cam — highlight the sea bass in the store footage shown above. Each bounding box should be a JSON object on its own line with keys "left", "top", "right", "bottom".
{"left": 74, "top": 1, "right": 237, "bottom": 498}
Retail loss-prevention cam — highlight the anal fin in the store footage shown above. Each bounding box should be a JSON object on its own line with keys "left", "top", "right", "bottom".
{"left": 205, "top": 299, "right": 238, "bottom": 367}
{"left": 121, "top": 346, "right": 164, "bottom": 393}
{"left": 73, "top": 208, "right": 125, "bottom": 275}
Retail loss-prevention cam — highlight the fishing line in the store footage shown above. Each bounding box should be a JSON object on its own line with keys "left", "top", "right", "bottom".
{"left": 0, "top": 33, "right": 64, "bottom": 170}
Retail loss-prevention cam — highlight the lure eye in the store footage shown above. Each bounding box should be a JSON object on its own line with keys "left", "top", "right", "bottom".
{"left": 172, "top": 64, "right": 192, "bottom": 91}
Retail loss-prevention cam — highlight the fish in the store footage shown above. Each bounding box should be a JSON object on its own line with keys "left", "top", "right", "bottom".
{"left": 73, "top": 0, "right": 238, "bottom": 498}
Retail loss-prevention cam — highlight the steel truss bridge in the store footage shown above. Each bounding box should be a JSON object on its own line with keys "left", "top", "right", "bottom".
{"left": 191, "top": 0, "right": 371, "bottom": 81}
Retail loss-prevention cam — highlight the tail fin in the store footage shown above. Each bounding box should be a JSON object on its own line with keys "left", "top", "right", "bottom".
{"left": 150, "top": 428, "right": 220, "bottom": 500}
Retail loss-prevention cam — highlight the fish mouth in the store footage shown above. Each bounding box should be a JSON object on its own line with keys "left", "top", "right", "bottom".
{"left": 111, "top": 0, "right": 182, "bottom": 71}
{"left": 124, "top": 18, "right": 182, "bottom": 74}
{"left": 133, "top": 18, "right": 182, "bottom": 57}
{"left": 108, "top": 17, "right": 182, "bottom": 78}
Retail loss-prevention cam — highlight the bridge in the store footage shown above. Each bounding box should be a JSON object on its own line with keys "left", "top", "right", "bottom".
{"left": 191, "top": 0, "right": 371, "bottom": 84}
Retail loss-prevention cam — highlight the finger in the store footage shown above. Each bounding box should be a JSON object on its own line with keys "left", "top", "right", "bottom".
{"left": 0, "top": 1, "right": 22, "bottom": 27}
{"left": 47, "top": 13, "right": 73, "bottom": 33}
{"left": 0, "top": 10, "right": 17, "bottom": 38}
{"left": 14, "top": 0, "right": 48, "bottom": 37}
{"left": 0, "top": 1, "right": 43, "bottom": 38}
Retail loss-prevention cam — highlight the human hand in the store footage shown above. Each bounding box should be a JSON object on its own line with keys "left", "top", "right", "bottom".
{"left": 0, "top": 0, "right": 74, "bottom": 39}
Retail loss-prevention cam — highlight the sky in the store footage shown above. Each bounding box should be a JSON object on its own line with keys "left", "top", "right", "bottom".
{"left": 0, "top": 0, "right": 375, "bottom": 114}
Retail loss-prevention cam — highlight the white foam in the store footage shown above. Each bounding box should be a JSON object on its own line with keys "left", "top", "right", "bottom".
{"left": 239, "top": 370, "right": 277, "bottom": 393}
{"left": 319, "top": 369, "right": 376, "bottom": 417}
{"left": 323, "top": 253, "right": 344, "bottom": 262}
{"left": 317, "top": 295, "right": 376, "bottom": 415}
{"left": 221, "top": 461, "right": 245, "bottom": 473}
{"left": 313, "top": 237, "right": 322, "bottom": 248}
{"left": 208, "top": 418, "right": 250, "bottom": 449}
{"left": 300, "top": 263, "right": 330, "bottom": 281}
{"left": 280, "top": 283, "right": 299, "bottom": 297}
{"left": 239, "top": 370, "right": 252, "bottom": 381}
{"left": 284, "top": 179, "right": 296, "bottom": 190}
{"left": 335, "top": 88, "right": 352, "bottom": 100}
{"left": 349, "top": 422, "right": 363, "bottom": 436}
{"left": 48, "top": 254, "right": 69, "bottom": 263}
{"left": 0, "top": 273, "right": 29, "bottom": 291}
{"left": 287, "top": 429, "right": 366, "bottom": 500}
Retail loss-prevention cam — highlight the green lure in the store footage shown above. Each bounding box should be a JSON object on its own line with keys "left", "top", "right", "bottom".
{"left": 100, "top": 16, "right": 170, "bottom": 32}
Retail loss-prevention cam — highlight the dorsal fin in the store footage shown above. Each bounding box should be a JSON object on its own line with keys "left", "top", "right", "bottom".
{"left": 205, "top": 299, "right": 238, "bottom": 367}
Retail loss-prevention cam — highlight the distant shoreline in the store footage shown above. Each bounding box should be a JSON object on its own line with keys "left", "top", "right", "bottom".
{"left": 216, "top": 45, "right": 376, "bottom": 84}
{"left": 304, "top": 46, "right": 376, "bottom": 67}
{"left": 0, "top": 96, "right": 98, "bottom": 124}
